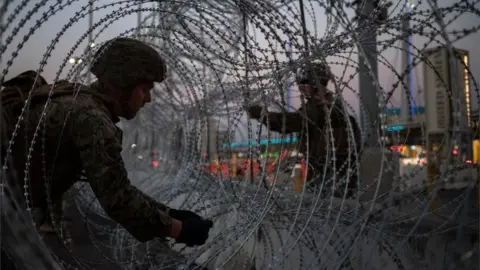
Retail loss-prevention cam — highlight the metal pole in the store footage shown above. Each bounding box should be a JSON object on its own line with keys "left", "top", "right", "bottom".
{"left": 136, "top": 3, "right": 142, "bottom": 37}
{"left": 201, "top": 8, "right": 210, "bottom": 163}
{"left": 400, "top": 12, "right": 411, "bottom": 123}
{"left": 0, "top": 0, "right": 5, "bottom": 205}
{"left": 242, "top": 10, "right": 254, "bottom": 183}
{"left": 204, "top": 79, "right": 210, "bottom": 162}
{"left": 0, "top": 2, "right": 5, "bottom": 67}
{"left": 357, "top": 0, "right": 380, "bottom": 146}
{"left": 298, "top": 0, "right": 309, "bottom": 55}
{"left": 87, "top": 1, "right": 93, "bottom": 85}
{"left": 426, "top": 134, "right": 437, "bottom": 213}
{"left": 285, "top": 39, "right": 293, "bottom": 112}
{"left": 407, "top": 18, "right": 415, "bottom": 119}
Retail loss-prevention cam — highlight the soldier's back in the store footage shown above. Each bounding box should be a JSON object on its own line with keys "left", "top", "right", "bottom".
{"left": 17, "top": 87, "right": 110, "bottom": 208}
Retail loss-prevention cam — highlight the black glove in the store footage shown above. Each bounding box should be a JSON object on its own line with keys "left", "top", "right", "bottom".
{"left": 247, "top": 105, "right": 262, "bottom": 119}
{"left": 176, "top": 218, "right": 213, "bottom": 247}
{"left": 169, "top": 209, "right": 202, "bottom": 221}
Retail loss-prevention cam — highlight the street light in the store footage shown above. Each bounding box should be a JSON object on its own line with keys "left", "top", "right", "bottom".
{"left": 68, "top": 57, "right": 83, "bottom": 64}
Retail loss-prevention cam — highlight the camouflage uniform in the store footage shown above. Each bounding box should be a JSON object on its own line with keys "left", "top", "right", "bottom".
{"left": 7, "top": 80, "right": 171, "bottom": 242}
{"left": 261, "top": 63, "right": 361, "bottom": 196}
{"left": 5, "top": 38, "right": 172, "bottom": 242}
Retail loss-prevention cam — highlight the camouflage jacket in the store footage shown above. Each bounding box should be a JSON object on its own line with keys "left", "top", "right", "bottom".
{"left": 261, "top": 100, "right": 361, "bottom": 168}
{"left": 9, "top": 81, "right": 172, "bottom": 242}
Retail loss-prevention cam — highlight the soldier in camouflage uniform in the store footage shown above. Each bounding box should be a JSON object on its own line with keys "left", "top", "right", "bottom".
{"left": 247, "top": 61, "right": 361, "bottom": 197}
{"left": 3, "top": 37, "right": 213, "bottom": 247}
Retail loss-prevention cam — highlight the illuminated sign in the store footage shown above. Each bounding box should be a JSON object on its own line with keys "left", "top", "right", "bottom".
{"left": 387, "top": 125, "right": 405, "bottom": 132}
{"left": 385, "top": 107, "right": 424, "bottom": 116}
{"left": 223, "top": 137, "right": 297, "bottom": 148}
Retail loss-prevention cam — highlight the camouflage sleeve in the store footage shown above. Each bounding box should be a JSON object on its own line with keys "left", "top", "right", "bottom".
{"left": 69, "top": 107, "right": 172, "bottom": 242}
{"left": 262, "top": 111, "right": 303, "bottom": 133}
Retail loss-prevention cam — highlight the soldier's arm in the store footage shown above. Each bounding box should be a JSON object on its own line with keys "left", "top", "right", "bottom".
{"left": 261, "top": 110, "right": 303, "bottom": 133}
{"left": 69, "top": 108, "right": 173, "bottom": 242}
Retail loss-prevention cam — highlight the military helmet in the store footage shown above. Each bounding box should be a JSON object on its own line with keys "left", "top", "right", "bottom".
{"left": 90, "top": 37, "right": 167, "bottom": 91}
{"left": 296, "top": 59, "right": 332, "bottom": 87}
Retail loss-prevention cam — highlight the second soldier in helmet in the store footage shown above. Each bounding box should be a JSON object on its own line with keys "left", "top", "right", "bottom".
{"left": 247, "top": 60, "right": 361, "bottom": 197}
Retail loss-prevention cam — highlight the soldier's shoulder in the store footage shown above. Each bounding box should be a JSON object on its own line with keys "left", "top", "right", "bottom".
{"left": 30, "top": 82, "right": 109, "bottom": 128}
{"left": 70, "top": 92, "right": 103, "bottom": 111}
{"left": 47, "top": 94, "right": 112, "bottom": 137}
{"left": 53, "top": 88, "right": 106, "bottom": 115}
{"left": 67, "top": 93, "right": 118, "bottom": 143}
{"left": 70, "top": 95, "right": 112, "bottom": 126}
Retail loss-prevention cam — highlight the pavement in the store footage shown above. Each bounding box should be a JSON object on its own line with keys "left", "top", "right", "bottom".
{"left": 2, "top": 165, "right": 478, "bottom": 270}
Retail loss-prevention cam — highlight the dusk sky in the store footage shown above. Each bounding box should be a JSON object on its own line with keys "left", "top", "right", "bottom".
{"left": 2, "top": 0, "right": 479, "bottom": 141}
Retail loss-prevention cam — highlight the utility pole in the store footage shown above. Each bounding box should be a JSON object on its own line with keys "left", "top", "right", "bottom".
{"left": 0, "top": 0, "right": 5, "bottom": 203}
{"left": 400, "top": 3, "right": 415, "bottom": 123}
{"left": 356, "top": 0, "right": 381, "bottom": 146}
{"left": 136, "top": 3, "right": 142, "bottom": 38}
{"left": 87, "top": 1, "right": 94, "bottom": 85}
{"left": 298, "top": 0, "right": 309, "bottom": 56}
{"left": 285, "top": 39, "right": 293, "bottom": 112}
{"left": 354, "top": 0, "right": 399, "bottom": 206}
{"left": 200, "top": 3, "right": 210, "bottom": 163}
{"left": 242, "top": 7, "right": 254, "bottom": 183}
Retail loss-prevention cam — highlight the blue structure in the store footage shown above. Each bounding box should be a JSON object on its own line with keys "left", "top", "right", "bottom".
{"left": 385, "top": 106, "right": 424, "bottom": 116}
{"left": 387, "top": 125, "right": 406, "bottom": 132}
{"left": 222, "top": 136, "right": 297, "bottom": 149}
{"left": 385, "top": 106, "right": 424, "bottom": 132}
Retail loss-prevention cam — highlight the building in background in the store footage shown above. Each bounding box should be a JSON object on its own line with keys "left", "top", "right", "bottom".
{"left": 423, "top": 46, "right": 471, "bottom": 132}
{"left": 423, "top": 46, "right": 472, "bottom": 161}
{"left": 385, "top": 107, "right": 425, "bottom": 125}
{"left": 384, "top": 46, "right": 477, "bottom": 163}
{"left": 384, "top": 106, "right": 425, "bottom": 156}
{"left": 216, "top": 129, "right": 236, "bottom": 160}
{"left": 198, "top": 117, "right": 237, "bottom": 161}
{"left": 198, "top": 117, "right": 217, "bottom": 160}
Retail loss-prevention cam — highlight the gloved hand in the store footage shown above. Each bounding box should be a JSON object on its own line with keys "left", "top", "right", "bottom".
{"left": 247, "top": 105, "right": 262, "bottom": 119}
{"left": 169, "top": 209, "right": 202, "bottom": 221}
{"left": 176, "top": 218, "right": 213, "bottom": 247}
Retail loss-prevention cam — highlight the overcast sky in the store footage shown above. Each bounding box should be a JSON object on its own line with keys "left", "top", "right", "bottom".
{"left": 1, "top": 0, "right": 479, "bottom": 142}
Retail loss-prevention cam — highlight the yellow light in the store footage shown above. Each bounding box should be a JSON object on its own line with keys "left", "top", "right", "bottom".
{"left": 407, "top": 0, "right": 415, "bottom": 9}
{"left": 473, "top": 140, "right": 480, "bottom": 163}
{"left": 68, "top": 58, "right": 76, "bottom": 64}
